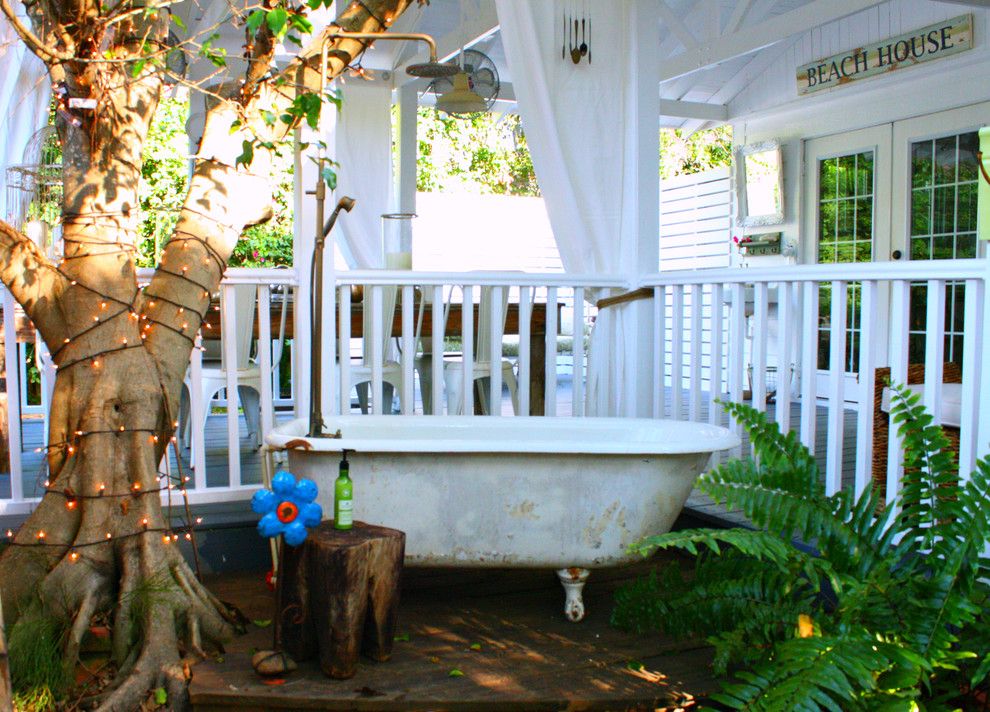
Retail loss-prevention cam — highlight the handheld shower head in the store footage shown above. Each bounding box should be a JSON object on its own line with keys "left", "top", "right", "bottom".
{"left": 322, "top": 196, "right": 356, "bottom": 239}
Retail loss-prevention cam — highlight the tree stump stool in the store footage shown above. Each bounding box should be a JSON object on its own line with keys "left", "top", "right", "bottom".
{"left": 276, "top": 521, "right": 405, "bottom": 679}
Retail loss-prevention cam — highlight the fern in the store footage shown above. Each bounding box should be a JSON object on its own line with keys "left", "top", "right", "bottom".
{"left": 615, "top": 390, "right": 990, "bottom": 710}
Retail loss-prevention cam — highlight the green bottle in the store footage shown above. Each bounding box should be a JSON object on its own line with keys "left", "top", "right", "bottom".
{"left": 334, "top": 450, "right": 353, "bottom": 530}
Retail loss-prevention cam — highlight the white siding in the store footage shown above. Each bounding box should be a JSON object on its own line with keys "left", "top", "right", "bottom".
{"left": 659, "top": 167, "right": 731, "bottom": 271}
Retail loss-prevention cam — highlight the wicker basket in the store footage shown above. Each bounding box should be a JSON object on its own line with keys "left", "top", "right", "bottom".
{"left": 871, "top": 363, "right": 962, "bottom": 499}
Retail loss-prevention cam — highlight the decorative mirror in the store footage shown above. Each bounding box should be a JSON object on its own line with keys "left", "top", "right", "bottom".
{"left": 736, "top": 140, "right": 784, "bottom": 227}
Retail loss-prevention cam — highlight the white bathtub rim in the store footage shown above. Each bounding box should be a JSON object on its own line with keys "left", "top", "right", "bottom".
{"left": 267, "top": 416, "right": 740, "bottom": 456}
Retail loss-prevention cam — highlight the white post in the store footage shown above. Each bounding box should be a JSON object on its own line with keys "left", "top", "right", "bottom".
{"left": 619, "top": 0, "right": 660, "bottom": 418}
{"left": 977, "top": 256, "right": 990, "bottom": 463}
{"left": 396, "top": 82, "right": 419, "bottom": 220}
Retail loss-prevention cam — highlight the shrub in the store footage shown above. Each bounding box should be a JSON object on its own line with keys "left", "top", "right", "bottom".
{"left": 613, "top": 386, "right": 990, "bottom": 710}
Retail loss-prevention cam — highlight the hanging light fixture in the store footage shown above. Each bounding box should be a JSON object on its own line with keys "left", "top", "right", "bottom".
{"left": 435, "top": 72, "right": 487, "bottom": 115}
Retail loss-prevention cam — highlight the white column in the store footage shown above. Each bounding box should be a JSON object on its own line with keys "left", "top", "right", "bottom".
{"left": 619, "top": 0, "right": 660, "bottom": 418}
{"left": 396, "top": 82, "right": 419, "bottom": 219}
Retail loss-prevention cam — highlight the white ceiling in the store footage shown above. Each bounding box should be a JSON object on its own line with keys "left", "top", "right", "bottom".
{"left": 171, "top": 0, "right": 937, "bottom": 132}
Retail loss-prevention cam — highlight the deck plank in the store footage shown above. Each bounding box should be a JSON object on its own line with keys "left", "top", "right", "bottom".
{"left": 191, "top": 560, "right": 715, "bottom": 711}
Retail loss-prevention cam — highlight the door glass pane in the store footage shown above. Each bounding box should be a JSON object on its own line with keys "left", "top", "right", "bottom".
{"left": 908, "top": 130, "right": 979, "bottom": 368}
{"left": 816, "top": 150, "right": 874, "bottom": 373}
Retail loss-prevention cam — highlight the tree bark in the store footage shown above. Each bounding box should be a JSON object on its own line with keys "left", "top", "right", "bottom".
{"left": 0, "top": 0, "right": 420, "bottom": 708}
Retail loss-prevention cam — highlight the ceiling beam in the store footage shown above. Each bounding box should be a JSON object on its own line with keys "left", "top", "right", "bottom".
{"left": 723, "top": 0, "right": 754, "bottom": 36}
{"left": 659, "top": 99, "right": 727, "bottom": 121}
{"left": 660, "top": 0, "right": 886, "bottom": 82}
{"left": 657, "top": 0, "right": 699, "bottom": 51}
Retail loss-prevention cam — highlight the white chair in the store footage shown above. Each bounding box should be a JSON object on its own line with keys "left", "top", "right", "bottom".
{"left": 179, "top": 284, "right": 288, "bottom": 453}
{"left": 346, "top": 285, "right": 405, "bottom": 414}
{"left": 443, "top": 286, "right": 519, "bottom": 415}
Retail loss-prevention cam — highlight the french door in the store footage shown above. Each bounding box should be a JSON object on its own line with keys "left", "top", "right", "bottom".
{"left": 804, "top": 104, "right": 988, "bottom": 399}
{"left": 803, "top": 125, "right": 892, "bottom": 400}
{"left": 891, "top": 103, "right": 989, "bottom": 370}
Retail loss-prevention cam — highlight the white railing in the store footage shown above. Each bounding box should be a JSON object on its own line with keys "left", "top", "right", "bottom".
{"left": 642, "top": 258, "right": 990, "bottom": 504}
{"left": 332, "top": 271, "right": 623, "bottom": 418}
{"left": 2, "top": 260, "right": 987, "bottom": 517}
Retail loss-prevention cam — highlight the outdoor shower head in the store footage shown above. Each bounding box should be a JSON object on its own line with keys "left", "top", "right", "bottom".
{"left": 406, "top": 61, "right": 460, "bottom": 78}
{"left": 322, "top": 196, "right": 356, "bottom": 239}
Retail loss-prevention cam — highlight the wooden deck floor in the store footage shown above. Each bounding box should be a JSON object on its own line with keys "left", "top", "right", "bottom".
{"left": 191, "top": 554, "right": 716, "bottom": 711}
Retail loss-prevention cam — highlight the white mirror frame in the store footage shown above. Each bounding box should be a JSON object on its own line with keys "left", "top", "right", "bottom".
{"left": 736, "top": 140, "right": 785, "bottom": 227}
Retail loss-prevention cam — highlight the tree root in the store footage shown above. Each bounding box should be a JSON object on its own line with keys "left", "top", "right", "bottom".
{"left": 11, "top": 532, "right": 241, "bottom": 712}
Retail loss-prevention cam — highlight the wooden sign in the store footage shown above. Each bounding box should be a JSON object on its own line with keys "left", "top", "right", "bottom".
{"left": 797, "top": 14, "right": 972, "bottom": 95}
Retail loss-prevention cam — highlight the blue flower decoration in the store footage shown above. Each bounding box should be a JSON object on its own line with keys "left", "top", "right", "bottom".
{"left": 252, "top": 470, "right": 323, "bottom": 547}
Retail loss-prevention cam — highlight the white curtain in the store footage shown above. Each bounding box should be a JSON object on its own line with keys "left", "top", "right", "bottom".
{"left": 495, "top": 0, "right": 647, "bottom": 416}
{"left": 0, "top": 6, "right": 52, "bottom": 225}
{"left": 332, "top": 81, "right": 394, "bottom": 268}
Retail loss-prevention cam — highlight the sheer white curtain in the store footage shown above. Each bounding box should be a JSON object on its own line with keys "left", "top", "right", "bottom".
{"left": 495, "top": 0, "right": 647, "bottom": 416}
{"left": 332, "top": 81, "right": 394, "bottom": 268}
{"left": 0, "top": 5, "right": 52, "bottom": 224}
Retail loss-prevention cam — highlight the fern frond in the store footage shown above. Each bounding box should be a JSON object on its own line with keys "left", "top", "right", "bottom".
{"left": 720, "top": 400, "right": 821, "bottom": 498}
{"left": 712, "top": 630, "right": 892, "bottom": 711}
{"left": 632, "top": 527, "right": 793, "bottom": 564}
{"left": 613, "top": 553, "right": 816, "bottom": 653}
{"left": 700, "top": 471, "right": 895, "bottom": 578}
{"left": 888, "top": 384, "right": 961, "bottom": 551}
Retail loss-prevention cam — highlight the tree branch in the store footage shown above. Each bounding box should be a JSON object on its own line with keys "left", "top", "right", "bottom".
{"left": 0, "top": 221, "right": 68, "bottom": 343}
{"left": 0, "top": 0, "right": 73, "bottom": 61}
{"left": 141, "top": 0, "right": 417, "bottom": 388}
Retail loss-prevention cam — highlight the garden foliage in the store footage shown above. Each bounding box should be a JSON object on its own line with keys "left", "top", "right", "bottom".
{"left": 613, "top": 386, "right": 990, "bottom": 710}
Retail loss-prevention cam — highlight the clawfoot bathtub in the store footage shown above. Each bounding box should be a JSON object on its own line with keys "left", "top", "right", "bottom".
{"left": 267, "top": 415, "right": 738, "bottom": 621}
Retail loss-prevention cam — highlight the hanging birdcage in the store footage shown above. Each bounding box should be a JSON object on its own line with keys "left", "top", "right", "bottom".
{"left": 5, "top": 125, "right": 63, "bottom": 259}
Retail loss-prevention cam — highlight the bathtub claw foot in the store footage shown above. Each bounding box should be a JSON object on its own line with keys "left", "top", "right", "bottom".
{"left": 557, "top": 567, "right": 590, "bottom": 622}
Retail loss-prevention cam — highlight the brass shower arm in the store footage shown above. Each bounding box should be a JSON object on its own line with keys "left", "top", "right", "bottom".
{"left": 326, "top": 29, "right": 440, "bottom": 64}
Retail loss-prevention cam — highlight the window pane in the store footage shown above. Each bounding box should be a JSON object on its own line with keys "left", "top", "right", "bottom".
{"left": 912, "top": 140, "right": 933, "bottom": 188}
{"left": 955, "top": 233, "right": 977, "bottom": 259}
{"left": 837, "top": 200, "right": 854, "bottom": 240}
{"left": 819, "top": 201, "right": 836, "bottom": 242}
{"left": 856, "top": 152, "right": 874, "bottom": 194}
{"left": 932, "top": 235, "right": 954, "bottom": 260}
{"left": 910, "top": 188, "right": 931, "bottom": 236}
{"left": 910, "top": 236, "right": 931, "bottom": 260}
{"left": 934, "top": 135, "right": 957, "bottom": 185}
{"left": 932, "top": 186, "right": 954, "bottom": 234}
{"left": 837, "top": 155, "right": 856, "bottom": 197}
{"left": 958, "top": 131, "right": 979, "bottom": 182}
{"left": 957, "top": 183, "right": 977, "bottom": 233}
{"left": 819, "top": 158, "right": 837, "bottom": 201}
{"left": 855, "top": 197, "right": 872, "bottom": 243}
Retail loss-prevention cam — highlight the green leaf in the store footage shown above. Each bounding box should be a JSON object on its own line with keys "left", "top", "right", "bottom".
{"left": 288, "top": 13, "right": 314, "bottom": 34}
{"left": 154, "top": 687, "right": 167, "bottom": 705}
{"left": 448, "top": 668, "right": 464, "bottom": 677}
{"left": 321, "top": 166, "right": 339, "bottom": 191}
{"left": 393, "top": 633, "right": 410, "bottom": 642}
{"left": 469, "top": 642, "right": 481, "bottom": 651}
{"left": 237, "top": 140, "right": 254, "bottom": 168}
{"left": 265, "top": 7, "right": 288, "bottom": 37}
{"left": 253, "top": 619, "right": 272, "bottom": 628}
{"left": 246, "top": 9, "right": 266, "bottom": 35}
{"left": 170, "top": 13, "right": 186, "bottom": 30}
{"left": 131, "top": 58, "right": 147, "bottom": 78}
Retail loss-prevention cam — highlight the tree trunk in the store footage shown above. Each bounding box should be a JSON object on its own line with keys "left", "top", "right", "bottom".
{"left": 0, "top": 0, "right": 419, "bottom": 708}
